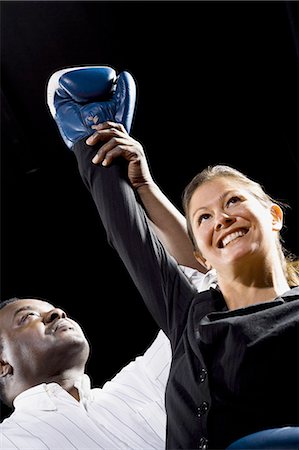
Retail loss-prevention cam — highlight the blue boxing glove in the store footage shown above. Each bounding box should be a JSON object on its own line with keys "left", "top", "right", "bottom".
{"left": 47, "top": 65, "right": 136, "bottom": 149}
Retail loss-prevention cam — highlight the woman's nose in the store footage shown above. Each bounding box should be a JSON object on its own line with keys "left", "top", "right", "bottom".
{"left": 215, "top": 214, "right": 235, "bottom": 231}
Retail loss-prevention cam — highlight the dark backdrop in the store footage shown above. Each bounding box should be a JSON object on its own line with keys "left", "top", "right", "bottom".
{"left": 1, "top": 0, "right": 298, "bottom": 420}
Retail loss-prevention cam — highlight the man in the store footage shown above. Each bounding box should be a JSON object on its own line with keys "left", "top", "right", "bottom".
{"left": 0, "top": 296, "right": 169, "bottom": 448}
{"left": 0, "top": 66, "right": 215, "bottom": 449}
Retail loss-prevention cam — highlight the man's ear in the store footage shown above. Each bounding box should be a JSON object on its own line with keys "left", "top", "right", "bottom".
{"left": 194, "top": 250, "right": 212, "bottom": 271}
{"left": 271, "top": 204, "right": 283, "bottom": 232}
{"left": 0, "top": 359, "right": 13, "bottom": 378}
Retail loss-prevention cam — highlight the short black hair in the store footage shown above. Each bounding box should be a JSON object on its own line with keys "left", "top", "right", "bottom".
{"left": 0, "top": 296, "right": 52, "bottom": 310}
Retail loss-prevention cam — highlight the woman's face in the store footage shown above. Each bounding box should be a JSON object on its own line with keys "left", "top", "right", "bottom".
{"left": 188, "top": 177, "right": 282, "bottom": 272}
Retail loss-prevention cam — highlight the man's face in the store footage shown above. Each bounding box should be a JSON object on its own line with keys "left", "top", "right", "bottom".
{"left": 0, "top": 299, "right": 90, "bottom": 383}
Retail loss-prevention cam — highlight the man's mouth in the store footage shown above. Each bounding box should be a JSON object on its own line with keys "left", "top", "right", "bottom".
{"left": 53, "top": 319, "right": 75, "bottom": 333}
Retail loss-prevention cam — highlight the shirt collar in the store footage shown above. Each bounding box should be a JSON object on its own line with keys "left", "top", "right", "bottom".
{"left": 281, "top": 285, "right": 299, "bottom": 301}
{"left": 13, "top": 374, "right": 92, "bottom": 412}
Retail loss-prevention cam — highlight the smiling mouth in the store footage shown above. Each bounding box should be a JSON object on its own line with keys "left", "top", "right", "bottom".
{"left": 218, "top": 229, "right": 248, "bottom": 248}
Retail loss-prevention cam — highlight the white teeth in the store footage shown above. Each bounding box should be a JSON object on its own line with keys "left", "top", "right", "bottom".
{"left": 222, "top": 230, "right": 246, "bottom": 248}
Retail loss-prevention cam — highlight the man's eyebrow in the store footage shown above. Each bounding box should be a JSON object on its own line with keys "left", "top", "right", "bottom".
{"left": 13, "top": 305, "right": 36, "bottom": 319}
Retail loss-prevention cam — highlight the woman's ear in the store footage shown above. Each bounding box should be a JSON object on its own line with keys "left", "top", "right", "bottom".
{"left": 194, "top": 250, "right": 212, "bottom": 271}
{"left": 271, "top": 204, "right": 283, "bottom": 232}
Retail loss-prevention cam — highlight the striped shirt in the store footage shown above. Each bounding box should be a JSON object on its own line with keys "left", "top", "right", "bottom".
{"left": 0, "top": 269, "right": 216, "bottom": 449}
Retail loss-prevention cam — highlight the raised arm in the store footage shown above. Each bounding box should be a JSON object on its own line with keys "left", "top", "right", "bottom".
{"left": 47, "top": 65, "right": 204, "bottom": 273}
{"left": 47, "top": 66, "right": 198, "bottom": 341}
{"left": 73, "top": 126, "right": 196, "bottom": 341}
{"left": 88, "top": 127, "right": 206, "bottom": 273}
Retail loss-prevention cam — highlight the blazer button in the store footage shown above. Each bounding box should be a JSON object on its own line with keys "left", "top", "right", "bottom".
{"left": 199, "top": 368, "right": 207, "bottom": 383}
{"left": 199, "top": 436, "right": 208, "bottom": 449}
{"left": 197, "top": 401, "right": 209, "bottom": 417}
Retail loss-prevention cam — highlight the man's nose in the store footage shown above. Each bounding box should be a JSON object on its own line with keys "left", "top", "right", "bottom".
{"left": 215, "top": 213, "right": 235, "bottom": 231}
{"left": 44, "top": 308, "right": 67, "bottom": 324}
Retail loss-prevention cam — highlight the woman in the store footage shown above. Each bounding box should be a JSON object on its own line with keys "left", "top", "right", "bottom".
{"left": 85, "top": 121, "right": 299, "bottom": 449}
{"left": 182, "top": 164, "right": 299, "bottom": 308}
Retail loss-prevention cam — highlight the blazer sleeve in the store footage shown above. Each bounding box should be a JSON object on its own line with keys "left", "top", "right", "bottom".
{"left": 73, "top": 141, "right": 197, "bottom": 347}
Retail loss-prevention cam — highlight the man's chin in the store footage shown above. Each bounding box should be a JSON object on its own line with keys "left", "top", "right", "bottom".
{"left": 49, "top": 336, "right": 90, "bottom": 365}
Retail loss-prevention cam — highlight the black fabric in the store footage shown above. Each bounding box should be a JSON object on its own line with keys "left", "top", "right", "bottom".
{"left": 74, "top": 140, "right": 299, "bottom": 449}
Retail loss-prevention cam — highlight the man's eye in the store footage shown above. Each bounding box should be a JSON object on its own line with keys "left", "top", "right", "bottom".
{"left": 19, "top": 312, "right": 38, "bottom": 324}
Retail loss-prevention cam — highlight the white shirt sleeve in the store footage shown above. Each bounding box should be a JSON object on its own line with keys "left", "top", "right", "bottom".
{"left": 100, "top": 329, "right": 171, "bottom": 405}
{"left": 99, "top": 267, "right": 217, "bottom": 407}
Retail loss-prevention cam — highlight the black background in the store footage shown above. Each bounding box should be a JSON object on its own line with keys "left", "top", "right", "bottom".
{"left": 1, "top": 0, "right": 298, "bottom": 420}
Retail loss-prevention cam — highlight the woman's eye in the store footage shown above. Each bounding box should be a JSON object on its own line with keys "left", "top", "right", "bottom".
{"left": 198, "top": 213, "right": 211, "bottom": 224}
{"left": 226, "top": 196, "right": 241, "bottom": 207}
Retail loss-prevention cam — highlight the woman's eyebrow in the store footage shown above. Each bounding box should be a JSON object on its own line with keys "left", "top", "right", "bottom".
{"left": 191, "top": 190, "right": 238, "bottom": 219}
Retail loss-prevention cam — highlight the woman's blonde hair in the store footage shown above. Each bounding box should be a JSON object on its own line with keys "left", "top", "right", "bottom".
{"left": 182, "top": 164, "right": 299, "bottom": 286}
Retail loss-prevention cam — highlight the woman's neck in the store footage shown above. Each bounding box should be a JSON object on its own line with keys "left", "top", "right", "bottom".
{"left": 217, "top": 264, "right": 289, "bottom": 310}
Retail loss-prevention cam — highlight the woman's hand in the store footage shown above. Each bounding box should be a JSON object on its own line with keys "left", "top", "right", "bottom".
{"left": 86, "top": 121, "right": 153, "bottom": 190}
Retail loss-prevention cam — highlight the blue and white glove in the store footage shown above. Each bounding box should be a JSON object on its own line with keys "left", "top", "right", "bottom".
{"left": 47, "top": 65, "right": 136, "bottom": 149}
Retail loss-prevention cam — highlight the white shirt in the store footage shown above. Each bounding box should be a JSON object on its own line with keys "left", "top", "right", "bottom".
{"left": 0, "top": 269, "right": 216, "bottom": 449}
